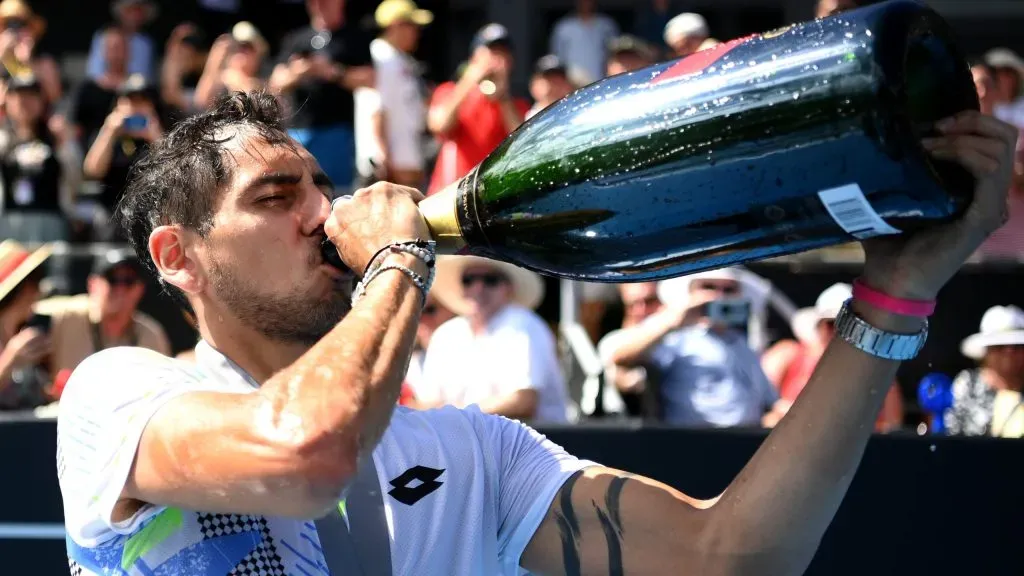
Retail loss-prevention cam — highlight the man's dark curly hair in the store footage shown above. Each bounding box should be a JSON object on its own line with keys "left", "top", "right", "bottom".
{"left": 115, "top": 91, "right": 294, "bottom": 312}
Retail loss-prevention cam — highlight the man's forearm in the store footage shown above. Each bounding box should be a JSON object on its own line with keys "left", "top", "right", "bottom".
{"left": 608, "top": 311, "right": 678, "bottom": 367}
{"left": 477, "top": 388, "right": 538, "bottom": 420}
{"left": 705, "top": 300, "right": 923, "bottom": 574}
{"left": 499, "top": 97, "right": 524, "bottom": 132}
{"left": 258, "top": 255, "right": 425, "bottom": 464}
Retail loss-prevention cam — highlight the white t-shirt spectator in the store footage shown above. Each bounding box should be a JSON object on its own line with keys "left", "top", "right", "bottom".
{"left": 550, "top": 14, "right": 619, "bottom": 86}
{"left": 421, "top": 304, "right": 571, "bottom": 423}
{"left": 57, "top": 342, "right": 594, "bottom": 575}
{"left": 355, "top": 38, "right": 428, "bottom": 179}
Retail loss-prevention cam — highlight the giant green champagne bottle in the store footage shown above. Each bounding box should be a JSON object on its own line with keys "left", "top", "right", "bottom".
{"left": 417, "top": 0, "right": 978, "bottom": 282}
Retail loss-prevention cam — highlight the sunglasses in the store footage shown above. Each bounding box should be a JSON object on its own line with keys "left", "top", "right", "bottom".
{"left": 422, "top": 304, "right": 437, "bottom": 316}
{"left": 461, "top": 273, "right": 506, "bottom": 288}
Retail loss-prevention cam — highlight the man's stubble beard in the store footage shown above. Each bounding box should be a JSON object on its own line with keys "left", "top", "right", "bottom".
{"left": 209, "top": 257, "right": 354, "bottom": 347}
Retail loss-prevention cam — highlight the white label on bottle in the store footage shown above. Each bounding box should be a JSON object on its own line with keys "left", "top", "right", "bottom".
{"left": 817, "top": 184, "right": 900, "bottom": 239}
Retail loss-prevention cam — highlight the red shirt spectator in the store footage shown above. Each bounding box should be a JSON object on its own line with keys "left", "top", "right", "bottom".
{"left": 426, "top": 24, "right": 528, "bottom": 194}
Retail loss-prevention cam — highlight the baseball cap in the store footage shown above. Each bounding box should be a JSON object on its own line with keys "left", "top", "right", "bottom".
{"left": 92, "top": 248, "right": 143, "bottom": 277}
{"left": 375, "top": 0, "right": 433, "bottom": 28}
{"left": 471, "top": 23, "right": 512, "bottom": 51}
{"left": 664, "top": 12, "right": 709, "bottom": 44}
{"left": 534, "top": 54, "right": 566, "bottom": 76}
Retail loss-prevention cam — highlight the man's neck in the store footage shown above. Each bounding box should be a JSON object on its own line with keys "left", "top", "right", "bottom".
{"left": 199, "top": 321, "right": 308, "bottom": 385}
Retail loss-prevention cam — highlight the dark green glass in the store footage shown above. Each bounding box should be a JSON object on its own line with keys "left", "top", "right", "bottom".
{"left": 429, "top": 0, "right": 978, "bottom": 282}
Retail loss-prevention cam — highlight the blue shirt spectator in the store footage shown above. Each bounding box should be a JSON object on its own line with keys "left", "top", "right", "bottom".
{"left": 650, "top": 325, "right": 778, "bottom": 427}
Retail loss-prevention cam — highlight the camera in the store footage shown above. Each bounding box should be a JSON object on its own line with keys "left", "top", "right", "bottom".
{"left": 704, "top": 299, "right": 750, "bottom": 327}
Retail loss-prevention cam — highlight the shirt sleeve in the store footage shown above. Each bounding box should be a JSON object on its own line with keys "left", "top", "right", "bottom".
{"left": 464, "top": 407, "right": 598, "bottom": 572}
{"left": 56, "top": 347, "right": 227, "bottom": 546}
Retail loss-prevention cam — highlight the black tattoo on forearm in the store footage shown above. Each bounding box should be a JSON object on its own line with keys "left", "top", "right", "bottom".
{"left": 555, "top": 471, "right": 584, "bottom": 576}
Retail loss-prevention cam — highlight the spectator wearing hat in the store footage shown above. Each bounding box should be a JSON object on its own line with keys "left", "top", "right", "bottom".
{"left": 0, "top": 239, "right": 53, "bottom": 410}
{"left": 0, "top": 0, "right": 60, "bottom": 104}
{"left": 663, "top": 12, "right": 709, "bottom": 59}
{"left": 550, "top": 0, "right": 619, "bottom": 87}
{"left": 945, "top": 305, "right": 1024, "bottom": 437}
{"left": 354, "top": 0, "right": 432, "bottom": 188}
{"left": 33, "top": 248, "right": 169, "bottom": 377}
{"left": 82, "top": 74, "right": 163, "bottom": 229}
{"left": 269, "top": 0, "right": 376, "bottom": 191}
{"left": 761, "top": 283, "right": 903, "bottom": 432}
{"left": 194, "top": 22, "right": 269, "bottom": 111}
{"left": 609, "top": 268, "right": 787, "bottom": 428}
{"left": 527, "top": 55, "right": 574, "bottom": 120}
{"left": 426, "top": 23, "right": 529, "bottom": 195}
{"left": 0, "top": 73, "right": 80, "bottom": 244}
{"left": 419, "top": 256, "right": 571, "bottom": 423}
{"left": 86, "top": 0, "right": 156, "bottom": 82}
{"left": 606, "top": 35, "right": 657, "bottom": 77}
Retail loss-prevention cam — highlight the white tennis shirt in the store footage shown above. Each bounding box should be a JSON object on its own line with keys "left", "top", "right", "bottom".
{"left": 57, "top": 341, "right": 596, "bottom": 575}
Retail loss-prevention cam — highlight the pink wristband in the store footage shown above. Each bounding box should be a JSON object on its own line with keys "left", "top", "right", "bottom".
{"left": 852, "top": 279, "right": 936, "bottom": 317}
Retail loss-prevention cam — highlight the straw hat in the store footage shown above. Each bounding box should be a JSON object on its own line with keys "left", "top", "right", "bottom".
{"left": 375, "top": 0, "right": 433, "bottom": 28}
{"left": 961, "top": 305, "right": 1024, "bottom": 360}
{"left": 0, "top": 240, "right": 51, "bottom": 304}
{"left": 0, "top": 0, "right": 45, "bottom": 38}
{"left": 791, "top": 283, "right": 852, "bottom": 344}
{"left": 432, "top": 255, "right": 544, "bottom": 316}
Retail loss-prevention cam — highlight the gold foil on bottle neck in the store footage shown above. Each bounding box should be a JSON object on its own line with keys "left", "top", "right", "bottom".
{"left": 418, "top": 181, "right": 466, "bottom": 254}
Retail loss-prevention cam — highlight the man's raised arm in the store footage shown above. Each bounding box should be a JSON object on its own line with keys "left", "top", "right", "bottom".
{"left": 521, "top": 111, "right": 1017, "bottom": 575}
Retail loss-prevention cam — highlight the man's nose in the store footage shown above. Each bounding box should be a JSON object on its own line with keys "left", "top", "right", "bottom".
{"left": 305, "top": 191, "right": 334, "bottom": 236}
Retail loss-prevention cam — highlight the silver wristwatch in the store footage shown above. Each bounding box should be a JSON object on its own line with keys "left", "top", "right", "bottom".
{"left": 833, "top": 300, "right": 929, "bottom": 361}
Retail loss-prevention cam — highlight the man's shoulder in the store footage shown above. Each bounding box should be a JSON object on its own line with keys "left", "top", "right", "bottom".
{"left": 62, "top": 347, "right": 199, "bottom": 400}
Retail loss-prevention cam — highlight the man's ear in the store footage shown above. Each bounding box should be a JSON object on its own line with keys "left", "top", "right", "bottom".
{"left": 149, "top": 225, "right": 205, "bottom": 297}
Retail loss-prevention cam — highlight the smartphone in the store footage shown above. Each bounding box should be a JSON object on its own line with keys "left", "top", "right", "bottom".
{"left": 23, "top": 313, "right": 51, "bottom": 333}
{"left": 705, "top": 299, "right": 751, "bottom": 327}
{"left": 122, "top": 115, "right": 148, "bottom": 131}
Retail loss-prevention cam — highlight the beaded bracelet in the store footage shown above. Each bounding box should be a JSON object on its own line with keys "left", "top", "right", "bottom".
{"left": 352, "top": 262, "right": 432, "bottom": 306}
{"left": 363, "top": 239, "right": 436, "bottom": 279}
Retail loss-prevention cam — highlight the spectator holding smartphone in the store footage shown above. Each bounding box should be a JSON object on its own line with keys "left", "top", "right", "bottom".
{"left": 0, "top": 240, "right": 52, "bottom": 410}
{"left": 609, "top": 268, "right": 788, "bottom": 428}
{"left": 83, "top": 74, "right": 162, "bottom": 237}
{"left": 193, "top": 22, "right": 269, "bottom": 111}
{"left": 269, "top": 0, "right": 376, "bottom": 191}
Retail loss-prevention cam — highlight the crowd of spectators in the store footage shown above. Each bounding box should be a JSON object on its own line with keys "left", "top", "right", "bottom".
{"left": 0, "top": 0, "right": 1021, "bottom": 439}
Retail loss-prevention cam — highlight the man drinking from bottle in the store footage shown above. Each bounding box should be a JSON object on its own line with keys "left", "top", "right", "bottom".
{"left": 56, "top": 90, "right": 1018, "bottom": 575}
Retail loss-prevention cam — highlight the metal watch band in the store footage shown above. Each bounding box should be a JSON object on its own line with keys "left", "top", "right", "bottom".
{"left": 834, "top": 300, "right": 929, "bottom": 361}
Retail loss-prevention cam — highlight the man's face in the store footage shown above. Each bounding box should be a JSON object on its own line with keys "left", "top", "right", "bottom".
{"left": 392, "top": 21, "right": 422, "bottom": 54}
{"left": 486, "top": 44, "right": 515, "bottom": 76}
{"left": 530, "top": 71, "right": 572, "bottom": 103}
{"left": 89, "top": 263, "right": 144, "bottom": 319}
{"left": 619, "top": 283, "right": 661, "bottom": 327}
{"left": 460, "top": 264, "right": 512, "bottom": 322}
{"left": 986, "top": 345, "right": 1024, "bottom": 376}
{"left": 119, "top": 2, "right": 148, "bottom": 30}
{"left": 192, "top": 132, "right": 353, "bottom": 345}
